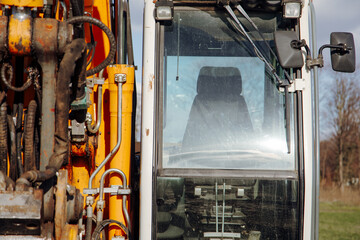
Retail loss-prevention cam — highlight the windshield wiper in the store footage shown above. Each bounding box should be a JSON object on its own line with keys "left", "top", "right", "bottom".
{"left": 234, "top": 4, "right": 293, "bottom": 84}
{"left": 223, "top": 5, "right": 283, "bottom": 83}
{"left": 222, "top": 3, "right": 292, "bottom": 154}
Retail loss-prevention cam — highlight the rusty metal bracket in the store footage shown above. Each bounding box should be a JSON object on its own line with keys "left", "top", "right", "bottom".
{"left": 0, "top": 189, "right": 43, "bottom": 235}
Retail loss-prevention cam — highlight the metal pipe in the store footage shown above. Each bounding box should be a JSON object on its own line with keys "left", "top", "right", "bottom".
{"left": 86, "top": 71, "right": 104, "bottom": 134}
{"left": 86, "top": 85, "right": 102, "bottom": 134}
{"left": 97, "top": 168, "right": 131, "bottom": 230}
{"left": 310, "top": 3, "right": 319, "bottom": 240}
{"left": 99, "top": 168, "right": 127, "bottom": 201}
{"left": 88, "top": 82, "right": 123, "bottom": 189}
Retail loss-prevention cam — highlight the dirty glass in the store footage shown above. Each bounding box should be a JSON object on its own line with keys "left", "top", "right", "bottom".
{"left": 156, "top": 8, "right": 300, "bottom": 240}
{"left": 161, "top": 9, "right": 295, "bottom": 170}
{"left": 156, "top": 177, "right": 299, "bottom": 239}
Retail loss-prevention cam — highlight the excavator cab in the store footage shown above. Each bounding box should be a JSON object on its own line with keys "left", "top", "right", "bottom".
{"left": 143, "top": 2, "right": 301, "bottom": 239}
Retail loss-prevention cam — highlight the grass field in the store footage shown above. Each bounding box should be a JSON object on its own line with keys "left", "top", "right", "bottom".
{"left": 319, "top": 200, "right": 360, "bottom": 240}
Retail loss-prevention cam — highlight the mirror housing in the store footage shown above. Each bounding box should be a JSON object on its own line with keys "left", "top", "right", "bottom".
{"left": 274, "top": 31, "right": 304, "bottom": 69}
{"left": 330, "top": 32, "right": 356, "bottom": 73}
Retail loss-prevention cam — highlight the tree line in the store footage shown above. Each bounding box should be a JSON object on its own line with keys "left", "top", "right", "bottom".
{"left": 320, "top": 76, "right": 360, "bottom": 191}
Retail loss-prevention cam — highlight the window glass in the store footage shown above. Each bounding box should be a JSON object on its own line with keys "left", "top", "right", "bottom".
{"left": 161, "top": 9, "right": 295, "bottom": 170}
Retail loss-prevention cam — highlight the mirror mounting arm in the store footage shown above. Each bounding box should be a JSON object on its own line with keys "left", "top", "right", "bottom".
{"left": 290, "top": 39, "right": 322, "bottom": 69}
{"left": 306, "top": 55, "right": 324, "bottom": 69}
{"left": 306, "top": 43, "right": 351, "bottom": 69}
{"left": 318, "top": 43, "right": 352, "bottom": 55}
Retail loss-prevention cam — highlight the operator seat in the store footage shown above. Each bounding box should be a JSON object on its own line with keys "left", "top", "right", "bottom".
{"left": 182, "top": 66, "right": 253, "bottom": 151}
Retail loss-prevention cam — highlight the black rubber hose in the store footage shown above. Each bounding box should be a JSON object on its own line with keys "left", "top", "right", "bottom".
{"left": 16, "top": 39, "right": 87, "bottom": 187}
{"left": 0, "top": 102, "right": 7, "bottom": 173}
{"left": 7, "top": 114, "right": 17, "bottom": 181}
{"left": 92, "top": 219, "right": 131, "bottom": 240}
{"left": 48, "top": 39, "right": 87, "bottom": 170}
{"left": 15, "top": 103, "right": 24, "bottom": 175}
{"left": 1, "top": 63, "right": 33, "bottom": 92}
{"left": 67, "top": 16, "right": 116, "bottom": 76}
{"left": 70, "top": 0, "right": 85, "bottom": 38}
{"left": 24, "top": 100, "right": 38, "bottom": 172}
{"left": 70, "top": 0, "right": 83, "bottom": 17}
{"left": 85, "top": 211, "right": 93, "bottom": 240}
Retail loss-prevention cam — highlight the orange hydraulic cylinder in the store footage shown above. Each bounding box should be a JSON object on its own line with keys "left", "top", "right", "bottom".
{"left": 107, "top": 64, "right": 134, "bottom": 237}
{"left": 0, "top": 0, "right": 43, "bottom": 7}
{"left": 8, "top": 14, "right": 32, "bottom": 56}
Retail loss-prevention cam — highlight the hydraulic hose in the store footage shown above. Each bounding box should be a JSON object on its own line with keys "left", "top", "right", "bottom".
{"left": 15, "top": 103, "right": 24, "bottom": 175}
{"left": 16, "top": 39, "right": 87, "bottom": 187}
{"left": 1, "top": 63, "right": 33, "bottom": 92}
{"left": 92, "top": 219, "right": 131, "bottom": 240}
{"left": 85, "top": 205, "right": 93, "bottom": 240}
{"left": 0, "top": 102, "right": 7, "bottom": 173}
{"left": 47, "top": 38, "right": 87, "bottom": 170}
{"left": 70, "top": 0, "right": 83, "bottom": 17}
{"left": 67, "top": 16, "right": 116, "bottom": 76}
{"left": 7, "top": 114, "right": 17, "bottom": 181}
{"left": 24, "top": 100, "right": 38, "bottom": 171}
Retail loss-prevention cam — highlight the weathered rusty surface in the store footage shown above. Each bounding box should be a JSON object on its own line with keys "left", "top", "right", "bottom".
{"left": 33, "top": 19, "right": 64, "bottom": 226}
{"left": 0, "top": 16, "right": 8, "bottom": 55}
{"left": 0, "top": 189, "right": 43, "bottom": 235}
{"left": 0, "top": 236, "right": 47, "bottom": 240}
{"left": 8, "top": 13, "right": 32, "bottom": 56}
{"left": 0, "top": 0, "right": 43, "bottom": 7}
{"left": 71, "top": 142, "right": 95, "bottom": 158}
{"left": 33, "top": 18, "right": 58, "bottom": 56}
{"left": 55, "top": 170, "right": 67, "bottom": 240}
{"left": 58, "top": 21, "right": 73, "bottom": 55}
{"left": 37, "top": 55, "right": 56, "bottom": 171}
{"left": 33, "top": 19, "right": 58, "bottom": 171}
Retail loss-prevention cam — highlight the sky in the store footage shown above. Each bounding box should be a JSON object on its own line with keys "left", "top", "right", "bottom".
{"left": 312, "top": 0, "right": 360, "bottom": 138}
{"left": 129, "top": 0, "right": 360, "bottom": 138}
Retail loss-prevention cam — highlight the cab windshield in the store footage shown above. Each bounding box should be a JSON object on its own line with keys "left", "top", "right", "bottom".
{"left": 156, "top": 7, "right": 299, "bottom": 240}
{"left": 161, "top": 8, "right": 295, "bottom": 170}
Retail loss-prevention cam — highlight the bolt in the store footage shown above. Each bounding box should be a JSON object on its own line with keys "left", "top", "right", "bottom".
{"left": 114, "top": 74, "right": 126, "bottom": 83}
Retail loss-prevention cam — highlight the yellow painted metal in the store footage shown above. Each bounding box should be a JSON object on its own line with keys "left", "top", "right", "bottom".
{"left": 8, "top": 14, "right": 32, "bottom": 56}
{"left": 68, "top": 0, "right": 110, "bottom": 205}
{"left": 87, "top": 0, "right": 111, "bottom": 72}
{"left": 61, "top": 224, "right": 79, "bottom": 239}
{"left": 70, "top": 156, "right": 91, "bottom": 198}
{"left": 0, "top": 0, "right": 43, "bottom": 7}
{"left": 107, "top": 64, "right": 135, "bottom": 238}
{"left": 91, "top": 0, "right": 111, "bottom": 190}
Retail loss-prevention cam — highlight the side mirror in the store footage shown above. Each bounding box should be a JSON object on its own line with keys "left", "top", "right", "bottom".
{"left": 274, "top": 31, "right": 304, "bottom": 69}
{"left": 330, "top": 32, "right": 356, "bottom": 73}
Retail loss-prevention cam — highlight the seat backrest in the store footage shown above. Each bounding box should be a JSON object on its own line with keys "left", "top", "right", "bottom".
{"left": 182, "top": 66, "right": 253, "bottom": 151}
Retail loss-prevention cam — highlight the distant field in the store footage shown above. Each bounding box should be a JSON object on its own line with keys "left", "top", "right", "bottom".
{"left": 319, "top": 201, "right": 360, "bottom": 240}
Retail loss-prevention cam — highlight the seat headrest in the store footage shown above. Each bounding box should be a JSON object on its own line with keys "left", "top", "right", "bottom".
{"left": 197, "top": 67, "right": 242, "bottom": 95}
